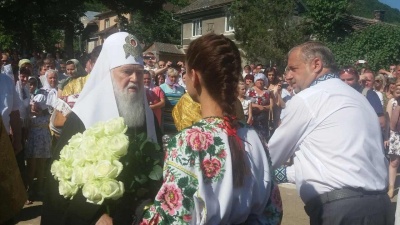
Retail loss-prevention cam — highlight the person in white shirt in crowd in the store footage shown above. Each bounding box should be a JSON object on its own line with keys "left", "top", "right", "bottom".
{"left": 16, "top": 68, "right": 31, "bottom": 131}
{"left": 268, "top": 41, "right": 391, "bottom": 225}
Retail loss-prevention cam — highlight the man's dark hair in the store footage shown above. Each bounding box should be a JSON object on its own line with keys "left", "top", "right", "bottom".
{"left": 19, "top": 67, "right": 31, "bottom": 76}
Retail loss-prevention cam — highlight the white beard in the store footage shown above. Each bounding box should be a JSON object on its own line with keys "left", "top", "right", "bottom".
{"left": 112, "top": 79, "right": 145, "bottom": 129}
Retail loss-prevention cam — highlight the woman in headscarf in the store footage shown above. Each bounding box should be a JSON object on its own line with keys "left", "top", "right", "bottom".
{"left": 58, "top": 58, "right": 87, "bottom": 98}
{"left": 246, "top": 73, "right": 275, "bottom": 143}
{"left": 159, "top": 67, "right": 185, "bottom": 95}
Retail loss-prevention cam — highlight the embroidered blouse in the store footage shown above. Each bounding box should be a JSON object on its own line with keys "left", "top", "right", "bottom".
{"left": 141, "top": 117, "right": 281, "bottom": 224}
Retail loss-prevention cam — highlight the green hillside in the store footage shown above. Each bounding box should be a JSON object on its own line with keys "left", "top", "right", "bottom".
{"left": 348, "top": 0, "right": 400, "bottom": 23}
{"left": 302, "top": 0, "right": 400, "bottom": 23}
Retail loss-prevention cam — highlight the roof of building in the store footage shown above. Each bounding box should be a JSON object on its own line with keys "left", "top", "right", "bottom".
{"left": 95, "top": 24, "right": 119, "bottom": 36}
{"left": 145, "top": 42, "right": 185, "bottom": 55}
{"left": 176, "top": 0, "right": 233, "bottom": 15}
{"left": 95, "top": 11, "right": 117, "bottom": 18}
{"left": 343, "top": 14, "right": 381, "bottom": 30}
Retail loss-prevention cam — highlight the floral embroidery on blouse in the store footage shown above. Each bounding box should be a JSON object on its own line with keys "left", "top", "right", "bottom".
{"left": 141, "top": 118, "right": 227, "bottom": 224}
{"left": 141, "top": 117, "right": 282, "bottom": 225}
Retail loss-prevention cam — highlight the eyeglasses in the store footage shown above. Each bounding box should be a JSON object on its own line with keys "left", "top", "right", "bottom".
{"left": 339, "top": 68, "right": 358, "bottom": 76}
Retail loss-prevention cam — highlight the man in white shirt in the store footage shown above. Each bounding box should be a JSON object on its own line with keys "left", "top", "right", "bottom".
{"left": 268, "top": 41, "right": 391, "bottom": 225}
{"left": 0, "top": 73, "right": 22, "bottom": 151}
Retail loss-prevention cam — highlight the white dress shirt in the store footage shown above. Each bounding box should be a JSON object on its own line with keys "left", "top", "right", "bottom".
{"left": 0, "top": 74, "right": 21, "bottom": 134}
{"left": 269, "top": 78, "right": 388, "bottom": 203}
{"left": 15, "top": 81, "right": 30, "bottom": 122}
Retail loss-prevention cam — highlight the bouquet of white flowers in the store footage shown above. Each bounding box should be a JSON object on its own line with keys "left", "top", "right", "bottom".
{"left": 51, "top": 117, "right": 129, "bottom": 205}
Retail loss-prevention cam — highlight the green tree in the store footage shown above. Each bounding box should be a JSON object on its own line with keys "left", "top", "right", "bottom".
{"left": 329, "top": 23, "right": 400, "bottom": 71}
{"left": 127, "top": 10, "right": 182, "bottom": 47}
{"left": 303, "top": 0, "right": 351, "bottom": 42}
{"left": 230, "top": 0, "right": 306, "bottom": 67}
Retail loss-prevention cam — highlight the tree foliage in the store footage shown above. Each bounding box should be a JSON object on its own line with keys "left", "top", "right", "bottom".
{"left": 127, "top": 10, "right": 182, "bottom": 47}
{"left": 230, "top": 0, "right": 306, "bottom": 67}
{"left": 303, "top": 0, "right": 352, "bottom": 42}
{"left": 328, "top": 23, "right": 400, "bottom": 71}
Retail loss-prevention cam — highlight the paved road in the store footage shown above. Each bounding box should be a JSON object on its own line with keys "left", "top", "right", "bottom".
{"left": 14, "top": 184, "right": 397, "bottom": 225}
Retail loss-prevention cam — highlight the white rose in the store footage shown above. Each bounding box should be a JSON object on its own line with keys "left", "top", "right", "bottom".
{"left": 71, "top": 166, "right": 86, "bottom": 185}
{"left": 105, "top": 133, "right": 129, "bottom": 158}
{"left": 59, "top": 145, "right": 75, "bottom": 163}
{"left": 59, "top": 179, "right": 79, "bottom": 199}
{"left": 80, "top": 136, "right": 97, "bottom": 151}
{"left": 52, "top": 160, "right": 73, "bottom": 180}
{"left": 100, "top": 179, "right": 124, "bottom": 200}
{"left": 94, "top": 160, "right": 123, "bottom": 179}
{"left": 82, "top": 181, "right": 104, "bottom": 205}
{"left": 84, "top": 121, "right": 106, "bottom": 138}
{"left": 104, "top": 117, "right": 127, "bottom": 136}
{"left": 50, "top": 160, "right": 61, "bottom": 179}
{"left": 68, "top": 133, "right": 83, "bottom": 148}
{"left": 80, "top": 163, "right": 96, "bottom": 183}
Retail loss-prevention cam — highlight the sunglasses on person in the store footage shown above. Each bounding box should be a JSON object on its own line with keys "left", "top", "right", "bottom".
{"left": 339, "top": 67, "right": 358, "bottom": 76}
{"left": 144, "top": 56, "right": 155, "bottom": 60}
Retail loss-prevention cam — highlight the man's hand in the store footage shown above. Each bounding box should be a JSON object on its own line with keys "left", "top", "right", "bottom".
{"left": 95, "top": 214, "right": 113, "bottom": 225}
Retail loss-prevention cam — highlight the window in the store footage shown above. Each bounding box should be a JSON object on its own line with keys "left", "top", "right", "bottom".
{"left": 225, "top": 15, "right": 234, "bottom": 32}
{"left": 105, "top": 19, "right": 110, "bottom": 29}
{"left": 192, "top": 19, "right": 202, "bottom": 36}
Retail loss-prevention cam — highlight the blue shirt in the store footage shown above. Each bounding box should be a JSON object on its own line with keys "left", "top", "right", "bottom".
{"left": 357, "top": 86, "right": 384, "bottom": 116}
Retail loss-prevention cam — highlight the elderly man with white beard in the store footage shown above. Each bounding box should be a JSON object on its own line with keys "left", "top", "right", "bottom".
{"left": 41, "top": 32, "right": 163, "bottom": 225}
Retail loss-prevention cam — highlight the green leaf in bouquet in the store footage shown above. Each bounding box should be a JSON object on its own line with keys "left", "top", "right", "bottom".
{"left": 149, "top": 165, "right": 163, "bottom": 180}
{"left": 134, "top": 174, "right": 148, "bottom": 184}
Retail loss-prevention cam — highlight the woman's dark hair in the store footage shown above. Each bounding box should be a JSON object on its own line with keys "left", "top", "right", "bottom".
{"left": 186, "top": 33, "right": 248, "bottom": 187}
{"left": 28, "top": 77, "right": 38, "bottom": 86}
{"left": 265, "top": 67, "right": 279, "bottom": 84}
{"left": 155, "top": 73, "right": 165, "bottom": 86}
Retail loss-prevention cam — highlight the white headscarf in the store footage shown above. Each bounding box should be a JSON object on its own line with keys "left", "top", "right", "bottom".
{"left": 254, "top": 73, "right": 268, "bottom": 87}
{"left": 72, "top": 32, "right": 157, "bottom": 142}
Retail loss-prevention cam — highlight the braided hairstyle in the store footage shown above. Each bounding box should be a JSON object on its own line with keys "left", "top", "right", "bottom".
{"left": 186, "top": 33, "right": 249, "bottom": 187}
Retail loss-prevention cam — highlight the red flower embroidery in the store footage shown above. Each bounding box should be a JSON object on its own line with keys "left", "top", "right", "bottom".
{"left": 171, "top": 149, "right": 178, "bottom": 159}
{"left": 183, "top": 214, "right": 192, "bottom": 222}
{"left": 156, "top": 183, "right": 183, "bottom": 216}
{"left": 201, "top": 158, "right": 222, "bottom": 178}
{"left": 178, "top": 139, "right": 183, "bottom": 147}
{"left": 185, "top": 127, "right": 214, "bottom": 151}
{"left": 218, "top": 150, "right": 227, "bottom": 158}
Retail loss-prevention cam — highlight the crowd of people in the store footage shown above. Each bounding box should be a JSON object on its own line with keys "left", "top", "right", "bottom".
{"left": 0, "top": 31, "right": 399, "bottom": 225}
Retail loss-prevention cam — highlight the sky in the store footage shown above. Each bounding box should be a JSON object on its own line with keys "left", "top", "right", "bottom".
{"left": 379, "top": 0, "right": 400, "bottom": 10}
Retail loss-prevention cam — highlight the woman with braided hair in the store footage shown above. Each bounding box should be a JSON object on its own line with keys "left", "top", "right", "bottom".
{"left": 141, "top": 33, "right": 282, "bottom": 224}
